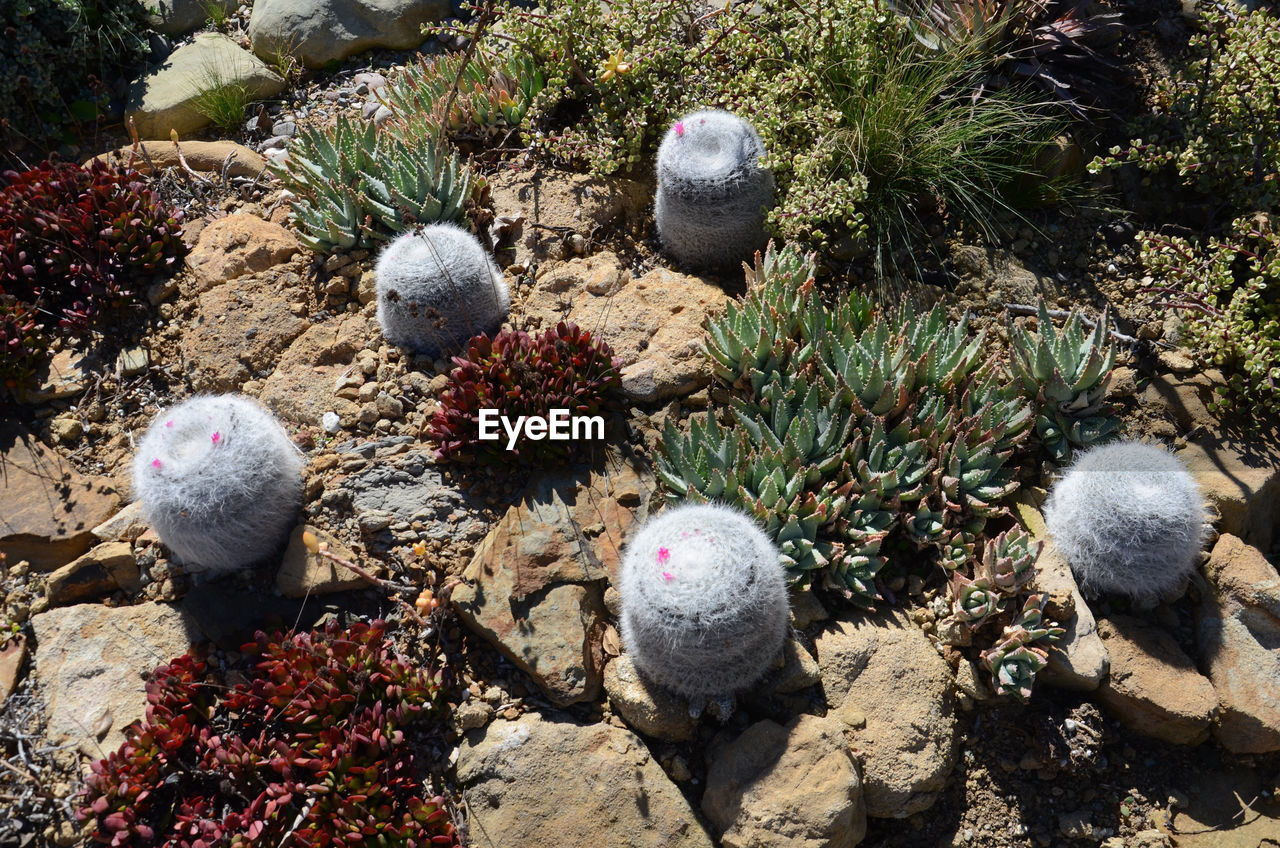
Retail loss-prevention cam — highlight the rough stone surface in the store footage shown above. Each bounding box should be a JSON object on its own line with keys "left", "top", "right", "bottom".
{"left": 0, "top": 635, "right": 26, "bottom": 705}
{"left": 1013, "top": 495, "right": 1109, "bottom": 690}
{"left": 814, "top": 611, "right": 957, "bottom": 818}
{"left": 91, "top": 501, "right": 149, "bottom": 543}
{"left": 452, "top": 456, "right": 652, "bottom": 705}
{"left": 759, "top": 636, "right": 823, "bottom": 695}
{"left": 1176, "top": 436, "right": 1280, "bottom": 553}
{"left": 31, "top": 602, "right": 196, "bottom": 756}
{"left": 488, "top": 166, "right": 649, "bottom": 266}
{"left": 703, "top": 714, "right": 866, "bottom": 848}
{"left": 522, "top": 252, "right": 732, "bottom": 401}
{"left": 344, "top": 451, "right": 488, "bottom": 545}
{"left": 186, "top": 214, "right": 301, "bottom": 290}
{"left": 249, "top": 0, "right": 449, "bottom": 68}
{"left": 26, "top": 349, "right": 94, "bottom": 402}
{"left": 44, "top": 541, "right": 141, "bottom": 606}
{"left": 259, "top": 314, "right": 372, "bottom": 428}
{"left": 603, "top": 653, "right": 697, "bottom": 742}
{"left": 126, "top": 33, "right": 286, "bottom": 138}
{"left": 1095, "top": 615, "right": 1218, "bottom": 745}
{"left": 148, "top": 0, "right": 234, "bottom": 35}
{"left": 88, "top": 140, "right": 267, "bottom": 178}
{"left": 1197, "top": 534, "right": 1280, "bottom": 753}
{"left": 457, "top": 712, "right": 714, "bottom": 848}
{"left": 0, "top": 426, "right": 121, "bottom": 572}
{"left": 181, "top": 271, "right": 310, "bottom": 392}
{"left": 276, "top": 525, "right": 372, "bottom": 597}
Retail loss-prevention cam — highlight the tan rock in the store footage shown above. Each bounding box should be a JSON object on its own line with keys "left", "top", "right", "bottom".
{"left": 0, "top": 427, "right": 120, "bottom": 571}
{"left": 186, "top": 214, "right": 301, "bottom": 291}
{"left": 603, "top": 654, "right": 697, "bottom": 742}
{"left": 44, "top": 541, "right": 140, "bottom": 606}
{"left": 759, "top": 635, "right": 823, "bottom": 695}
{"left": 1197, "top": 534, "right": 1280, "bottom": 753}
{"left": 1176, "top": 436, "right": 1280, "bottom": 553}
{"left": 259, "top": 313, "right": 373, "bottom": 428}
{"left": 523, "top": 252, "right": 732, "bottom": 401}
{"left": 276, "top": 525, "right": 371, "bottom": 597}
{"left": 1095, "top": 615, "right": 1217, "bottom": 745}
{"left": 31, "top": 602, "right": 196, "bottom": 756}
{"left": 91, "top": 501, "right": 149, "bottom": 543}
{"left": 704, "top": 714, "right": 866, "bottom": 848}
{"left": 458, "top": 712, "right": 714, "bottom": 848}
{"left": 86, "top": 141, "right": 268, "bottom": 179}
{"left": 0, "top": 634, "right": 26, "bottom": 705}
{"left": 814, "top": 612, "right": 957, "bottom": 818}
{"left": 25, "top": 349, "right": 95, "bottom": 403}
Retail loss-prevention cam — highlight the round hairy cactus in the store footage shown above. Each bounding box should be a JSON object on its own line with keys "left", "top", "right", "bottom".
{"left": 654, "top": 110, "right": 775, "bottom": 271}
{"left": 132, "top": 395, "right": 304, "bottom": 574}
{"left": 619, "top": 502, "right": 789, "bottom": 698}
{"left": 374, "top": 224, "right": 509, "bottom": 356}
{"left": 1044, "top": 441, "right": 1208, "bottom": 603}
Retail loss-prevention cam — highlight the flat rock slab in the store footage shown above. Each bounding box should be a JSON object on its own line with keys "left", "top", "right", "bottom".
{"left": 814, "top": 611, "right": 957, "bottom": 818}
{"left": 1197, "top": 534, "right": 1280, "bottom": 753}
{"left": 1177, "top": 436, "right": 1280, "bottom": 553}
{"left": 45, "top": 541, "right": 141, "bottom": 606}
{"left": 87, "top": 140, "right": 267, "bottom": 179}
{"left": 127, "top": 33, "right": 286, "bottom": 139}
{"left": 458, "top": 712, "right": 714, "bottom": 848}
{"left": 0, "top": 426, "right": 121, "bottom": 571}
{"left": 522, "top": 252, "right": 732, "bottom": 401}
{"left": 276, "top": 524, "right": 371, "bottom": 597}
{"left": 704, "top": 714, "right": 866, "bottom": 848}
{"left": 1095, "top": 615, "right": 1217, "bottom": 745}
{"left": 259, "top": 313, "right": 372, "bottom": 428}
{"left": 451, "top": 456, "right": 652, "bottom": 705}
{"left": 249, "top": 0, "right": 449, "bottom": 68}
{"left": 344, "top": 451, "right": 489, "bottom": 544}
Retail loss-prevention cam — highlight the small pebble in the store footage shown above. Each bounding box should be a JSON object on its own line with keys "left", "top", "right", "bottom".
{"left": 322, "top": 411, "right": 342, "bottom": 433}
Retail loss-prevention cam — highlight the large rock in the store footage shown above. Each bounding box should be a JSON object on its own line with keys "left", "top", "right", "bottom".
{"left": 458, "top": 712, "right": 715, "bottom": 848}
{"left": 180, "top": 270, "right": 310, "bottom": 392}
{"left": 248, "top": 0, "right": 449, "bottom": 68}
{"left": 88, "top": 141, "right": 268, "bottom": 179}
{"left": 451, "top": 455, "right": 652, "bottom": 705}
{"left": 276, "top": 524, "right": 371, "bottom": 597}
{"left": 814, "top": 612, "right": 956, "bottom": 818}
{"left": 31, "top": 602, "right": 196, "bottom": 756}
{"left": 259, "top": 313, "right": 373, "bottom": 428}
{"left": 343, "top": 450, "right": 489, "bottom": 544}
{"left": 1095, "top": 615, "right": 1217, "bottom": 745}
{"left": 186, "top": 214, "right": 301, "bottom": 291}
{"left": 1176, "top": 436, "right": 1280, "bottom": 553}
{"left": 44, "top": 541, "right": 141, "bottom": 606}
{"left": 126, "top": 33, "right": 286, "bottom": 139}
{"left": 603, "top": 653, "right": 697, "bottom": 742}
{"left": 522, "top": 252, "right": 733, "bottom": 401}
{"left": 1013, "top": 495, "right": 1109, "bottom": 690}
{"left": 0, "top": 427, "right": 121, "bottom": 572}
{"left": 703, "top": 714, "right": 866, "bottom": 848}
{"left": 148, "top": 0, "right": 234, "bottom": 35}
{"left": 1197, "top": 534, "right": 1280, "bottom": 753}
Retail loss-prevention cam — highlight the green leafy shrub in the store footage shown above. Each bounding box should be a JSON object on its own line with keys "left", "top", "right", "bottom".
{"left": 1140, "top": 214, "right": 1280, "bottom": 415}
{"left": 1088, "top": 4, "right": 1280, "bottom": 212}
{"left": 1, "top": 0, "right": 151, "bottom": 150}
{"left": 269, "top": 115, "right": 475, "bottom": 252}
{"left": 80, "top": 619, "right": 459, "bottom": 847}
{"left": 428, "top": 321, "right": 621, "bottom": 465}
{"left": 658, "top": 242, "right": 1062, "bottom": 697}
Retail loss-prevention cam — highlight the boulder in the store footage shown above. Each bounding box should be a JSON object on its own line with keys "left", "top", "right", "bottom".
{"left": 259, "top": 313, "right": 373, "bottom": 428}
{"left": 1197, "top": 534, "right": 1280, "bottom": 753}
{"left": 44, "top": 542, "right": 141, "bottom": 606}
{"left": 186, "top": 214, "right": 301, "bottom": 291}
{"left": 1095, "top": 615, "right": 1217, "bottom": 745}
{"left": 148, "top": 0, "right": 235, "bottom": 35}
{"left": 87, "top": 141, "right": 267, "bottom": 179}
{"left": 0, "top": 426, "right": 120, "bottom": 572}
{"left": 1176, "top": 436, "right": 1280, "bottom": 553}
{"left": 126, "top": 33, "right": 286, "bottom": 139}
{"left": 814, "top": 612, "right": 957, "bottom": 818}
{"left": 248, "top": 0, "right": 449, "bottom": 68}
{"left": 603, "top": 653, "right": 697, "bottom": 742}
{"left": 703, "top": 714, "right": 866, "bottom": 848}
{"left": 458, "top": 712, "right": 715, "bottom": 848}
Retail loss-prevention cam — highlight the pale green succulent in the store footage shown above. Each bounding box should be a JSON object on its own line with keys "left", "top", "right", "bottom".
{"left": 1009, "top": 300, "right": 1118, "bottom": 463}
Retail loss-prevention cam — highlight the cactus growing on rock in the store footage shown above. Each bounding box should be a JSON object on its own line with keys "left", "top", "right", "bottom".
{"left": 132, "top": 395, "right": 304, "bottom": 574}
{"left": 1043, "top": 441, "right": 1208, "bottom": 603}
{"left": 374, "top": 224, "right": 510, "bottom": 356}
{"left": 619, "top": 502, "right": 789, "bottom": 700}
{"left": 654, "top": 110, "right": 775, "bottom": 270}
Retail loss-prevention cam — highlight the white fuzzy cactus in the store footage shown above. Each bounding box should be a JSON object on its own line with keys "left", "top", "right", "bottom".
{"left": 132, "top": 394, "right": 305, "bottom": 574}
{"left": 654, "top": 110, "right": 775, "bottom": 271}
{"left": 619, "top": 502, "right": 789, "bottom": 699}
{"left": 374, "top": 223, "right": 510, "bottom": 356}
{"left": 1044, "top": 440, "right": 1208, "bottom": 603}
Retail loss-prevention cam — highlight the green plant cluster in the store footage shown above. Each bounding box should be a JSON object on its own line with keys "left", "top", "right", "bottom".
{"left": 80, "top": 619, "right": 459, "bottom": 847}
{"left": 1, "top": 0, "right": 151, "bottom": 150}
{"left": 1088, "top": 4, "right": 1280, "bottom": 211}
{"left": 1140, "top": 214, "right": 1280, "bottom": 416}
{"left": 657, "top": 242, "right": 1066, "bottom": 697}
{"left": 268, "top": 115, "right": 474, "bottom": 252}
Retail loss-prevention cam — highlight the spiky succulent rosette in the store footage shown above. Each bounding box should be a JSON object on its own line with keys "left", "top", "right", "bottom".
{"left": 660, "top": 240, "right": 1070, "bottom": 696}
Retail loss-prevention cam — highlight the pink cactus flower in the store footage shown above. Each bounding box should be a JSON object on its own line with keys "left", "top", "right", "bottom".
{"left": 674, "top": 121, "right": 685, "bottom": 137}
{"left": 151, "top": 458, "right": 163, "bottom": 469}
{"left": 661, "top": 571, "right": 674, "bottom": 582}
{"left": 211, "top": 431, "right": 222, "bottom": 445}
